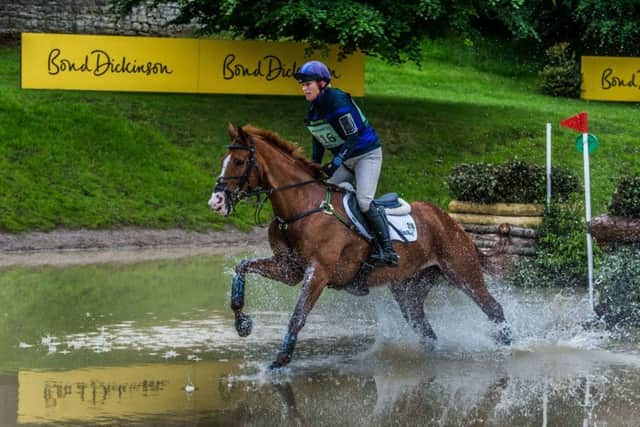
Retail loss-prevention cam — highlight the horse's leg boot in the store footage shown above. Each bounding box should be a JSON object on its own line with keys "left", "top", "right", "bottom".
{"left": 364, "top": 202, "right": 399, "bottom": 267}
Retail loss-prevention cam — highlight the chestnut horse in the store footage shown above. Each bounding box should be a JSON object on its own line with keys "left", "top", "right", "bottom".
{"left": 209, "top": 124, "right": 511, "bottom": 369}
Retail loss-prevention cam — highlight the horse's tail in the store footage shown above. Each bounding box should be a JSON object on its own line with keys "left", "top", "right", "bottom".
{"left": 474, "top": 225, "right": 510, "bottom": 276}
{"left": 475, "top": 244, "right": 492, "bottom": 270}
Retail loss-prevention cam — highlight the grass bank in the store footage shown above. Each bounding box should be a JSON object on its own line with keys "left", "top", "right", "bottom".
{"left": 1, "top": 38, "right": 639, "bottom": 232}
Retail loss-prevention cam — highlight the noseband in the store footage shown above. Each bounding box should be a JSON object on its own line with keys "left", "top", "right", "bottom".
{"left": 214, "top": 136, "right": 260, "bottom": 215}
{"left": 214, "top": 133, "right": 322, "bottom": 223}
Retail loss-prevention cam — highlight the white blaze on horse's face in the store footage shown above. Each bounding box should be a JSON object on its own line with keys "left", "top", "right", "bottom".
{"left": 208, "top": 155, "right": 230, "bottom": 216}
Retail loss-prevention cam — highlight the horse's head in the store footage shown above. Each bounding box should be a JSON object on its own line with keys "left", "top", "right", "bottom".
{"left": 208, "top": 124, "right": 262, "bottom": 216}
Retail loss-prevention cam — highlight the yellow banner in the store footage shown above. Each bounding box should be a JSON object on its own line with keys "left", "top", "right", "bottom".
{"left": 21, "top": 33, "right": 365, "bottom": 96}
{"left": 581, "top": 56, "right": 640, "bottom": 102}
{"left": 18, "top": 362, "right": 240, "bottom": 424}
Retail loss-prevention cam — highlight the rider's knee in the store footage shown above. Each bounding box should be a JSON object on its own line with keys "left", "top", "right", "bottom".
{"left": 358, "top": 196, "right": 374, "bottom": 213}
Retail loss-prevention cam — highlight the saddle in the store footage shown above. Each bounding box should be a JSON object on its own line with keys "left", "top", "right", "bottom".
{"left": 331, "top": 184, "right": 419, "bottom": 296}
{"left": 340, "top": 184, "right": 418, "bottom": 243}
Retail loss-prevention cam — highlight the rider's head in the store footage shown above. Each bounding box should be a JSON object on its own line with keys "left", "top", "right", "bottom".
{"left": 294, "top": 60, "right": 331, "bottom": 102}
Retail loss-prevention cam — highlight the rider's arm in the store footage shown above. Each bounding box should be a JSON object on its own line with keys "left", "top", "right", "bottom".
{"left": 334, "top": 128, "right": 359, "bottom": 162}
{"left": 327, "top": 92, "right": 365, "bottom": 161}
{"left": 311, "top": 137, "right": 325, "bottom": 164}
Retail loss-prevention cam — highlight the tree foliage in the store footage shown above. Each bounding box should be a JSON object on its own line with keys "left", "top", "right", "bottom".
{"left": 574, "top": 0, "right": 640, "bottom": 56}
{"left": 111, "top": 0, "right": 539, "bottom": 63}
{"left": 111, "top": 0, "right": 640, "bottom": 63}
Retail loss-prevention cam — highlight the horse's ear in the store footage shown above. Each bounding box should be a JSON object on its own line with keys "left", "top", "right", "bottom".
{"left": 236, "top": 125, "right": 248, "bottom": 143}
{"left": 227, "top": 122, "right": 237, "bottom": 141}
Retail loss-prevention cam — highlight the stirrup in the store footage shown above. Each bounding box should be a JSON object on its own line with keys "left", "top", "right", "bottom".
{"left": 367, "top": 252, "right": 388, "bottom": 267}
{"left": 368, "top": 249, "right": 398, "bottom": 267}
{"left": 384, "top": 249, "right": 399, "bottom": 267}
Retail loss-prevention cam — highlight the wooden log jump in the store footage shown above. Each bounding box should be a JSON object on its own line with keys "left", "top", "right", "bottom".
{"left": 448, "top": 200, "right": 544, "bottom": 216}
{"left": 449, "top": 212, "right": 542, "bottom": 227}
{"left": 590, "top": 214, "right": 640, "bottom": 244}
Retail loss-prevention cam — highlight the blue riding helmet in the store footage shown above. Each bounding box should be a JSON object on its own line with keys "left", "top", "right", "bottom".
{"left": 294, "top": 60, "right": 332, "bottom": 83}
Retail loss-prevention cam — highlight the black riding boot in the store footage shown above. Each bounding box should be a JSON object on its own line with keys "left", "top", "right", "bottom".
{"left": 364, "top": 202, "right": 399, "bottom": 267}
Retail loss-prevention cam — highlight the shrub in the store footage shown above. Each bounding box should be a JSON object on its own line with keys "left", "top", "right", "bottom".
{"left": 447, "top": 159, "right": 580, "bottom": 204}
{"left": 446, "top": 163, "right": 500, "bottom": 203}
{"left": 496, "top": 160, "right": 545, "bottom": 204}
{"left": 550, "top": 167, "right": 583, "bottom": 203}
{"left": 594, "top": 243, "right": 640, "bottom": 327}
{"left": 507, "top": 198, "right": 599, "bottom": 288}
{"left": 608, "top": 174, "right": 640, "bottom": 218}
{"left": 539, "top": 42, "right": 581, "bottom": 98}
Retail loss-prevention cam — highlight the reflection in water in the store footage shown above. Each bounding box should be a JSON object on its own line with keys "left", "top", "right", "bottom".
{"left": 17, "top": 362, "right": 240, "bottom": 425}
{"left": 8, "top": 352, "right": 640, "bottom": 426}
{"left": 2, "top": 255, "right": 640, "bottom": 425}
{"left": 224, "top": 346, "right": 640, "bottom": 427}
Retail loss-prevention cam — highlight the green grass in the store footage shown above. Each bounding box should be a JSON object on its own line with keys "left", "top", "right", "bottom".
{"left": 1, "top": 38, "right": 639, "bottom": 232}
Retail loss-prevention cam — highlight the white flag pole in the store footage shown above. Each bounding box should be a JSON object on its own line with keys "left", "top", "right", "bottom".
{"left": 546, "top": 123, "right": 552, "bottom": 207}
{"left": 582, "top": 132, "right": 594, "bottom": 311}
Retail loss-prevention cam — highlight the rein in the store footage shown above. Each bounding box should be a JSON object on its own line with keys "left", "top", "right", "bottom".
{"left": 274, "top": 187, "right": 356, "bottom": 233}
{"left": 246, "top": 178, "right": 320, "bottom": 226}
{"left": 216, "top": 133, "right": 355, "bottom": 231}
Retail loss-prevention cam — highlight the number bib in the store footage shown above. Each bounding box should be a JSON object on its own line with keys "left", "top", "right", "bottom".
{"left": 306, "top": 122, "right": 345, "bottom": 148}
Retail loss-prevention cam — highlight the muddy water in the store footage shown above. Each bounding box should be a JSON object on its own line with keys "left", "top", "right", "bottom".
{"left": 1, "top": 253, "right": 640, "bottom": 426}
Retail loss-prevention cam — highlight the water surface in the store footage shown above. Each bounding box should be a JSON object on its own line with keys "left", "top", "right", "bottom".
{"left": 1, "top": 254, "right": 639, "bottom": 426}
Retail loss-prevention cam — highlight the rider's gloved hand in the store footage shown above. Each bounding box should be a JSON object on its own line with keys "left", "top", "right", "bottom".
{"left": 321, "top": 162, "right": 337, "bottom": 177}
{"left": 321, "top": 155, "right": 343, "bottom": 177}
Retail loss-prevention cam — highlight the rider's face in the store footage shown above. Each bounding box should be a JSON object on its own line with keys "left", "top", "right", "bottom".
{"left": 302, "top": 80, "right": 323, "bottom": 101}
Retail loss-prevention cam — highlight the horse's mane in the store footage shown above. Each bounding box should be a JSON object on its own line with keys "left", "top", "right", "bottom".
{"left": 242, "top": 125, "right": 323, "bottom": 179}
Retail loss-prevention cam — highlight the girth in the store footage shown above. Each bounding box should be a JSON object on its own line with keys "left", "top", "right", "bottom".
{"left": 274, "top": 187, "right": 358, "bottom": 234}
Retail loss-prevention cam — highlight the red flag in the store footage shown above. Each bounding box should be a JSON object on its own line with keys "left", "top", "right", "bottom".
{"left": 560, "top": 112, "right": 588, "bottom": 133}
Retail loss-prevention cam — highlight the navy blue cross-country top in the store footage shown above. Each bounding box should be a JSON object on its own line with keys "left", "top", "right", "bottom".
{"left": 305, "top": 87, "right": 380, "bottom": 164}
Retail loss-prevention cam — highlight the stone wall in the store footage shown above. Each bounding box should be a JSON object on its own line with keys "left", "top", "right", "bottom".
{"left": 0, "top": 0, "right": 198, "bottom": 37}
{"left": 0, "top": 374, "right": 18, "bottom": 427}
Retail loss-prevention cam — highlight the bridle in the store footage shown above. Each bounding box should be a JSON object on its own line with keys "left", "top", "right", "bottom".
{"left": 214, "top": 135, "right": 261, "bottom": 216}
{"left": 214, "top": 132, "right": 330, "bottom": 226}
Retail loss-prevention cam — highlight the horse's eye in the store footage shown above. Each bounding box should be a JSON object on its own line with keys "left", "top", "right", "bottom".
{"left": 234, "top": 159, "right": 245, "bottom": 166}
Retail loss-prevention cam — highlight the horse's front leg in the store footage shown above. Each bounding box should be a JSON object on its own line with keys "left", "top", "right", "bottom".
{"left": 271, "top": 260, "right": 327, "bottom": 369}
{"left": 231, "top": 255, "right": 304, "bottom": 337}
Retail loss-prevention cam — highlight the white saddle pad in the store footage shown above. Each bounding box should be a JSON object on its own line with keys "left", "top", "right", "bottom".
{"left": 343, "top": 193, "right": 418, "bottom": 242}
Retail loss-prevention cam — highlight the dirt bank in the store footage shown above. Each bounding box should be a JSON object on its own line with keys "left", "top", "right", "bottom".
{"left": 0, "top": 227, "right": 270, "bottom": 267}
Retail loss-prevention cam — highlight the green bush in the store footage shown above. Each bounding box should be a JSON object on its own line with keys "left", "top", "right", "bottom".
{"left": 446, "top": 163, "right": 500, "bottom": 203}
{"left": 539, "top": 42, "right": 581, "bottom": 98}
{"left": 496, "top": 160, "right": 546, "bottom": 204}
{"left": 507, "top": 198, "right": 599, "bottom": 288}
{"left": 608, "top": 174, "right": 640, "bottom": 218}
{"left": 447, "top": 159, "right": 580, "bottom": 204}
{"left": 595, "top": 243, "right": 640, "bottom": 327}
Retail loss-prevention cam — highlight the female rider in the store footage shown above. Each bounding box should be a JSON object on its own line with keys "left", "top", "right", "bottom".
{"left": 294, "top": 60, "right": 398, "bottom": 269}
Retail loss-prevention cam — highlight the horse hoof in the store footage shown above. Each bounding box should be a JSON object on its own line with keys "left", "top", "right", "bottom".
{"left": 235, "top": 314, "right": 253, "bottom": 337}
{"left": 420, "top": 337, "right": 437, "bottom": 352}
{"left": 496, "top": 324, "right": 512, "bottom": 346}
{"left": 269, "top": 361, "right": 284, "bottom": 371}
{"left": 269, "top": 352, "right": 291, "bottom": 370}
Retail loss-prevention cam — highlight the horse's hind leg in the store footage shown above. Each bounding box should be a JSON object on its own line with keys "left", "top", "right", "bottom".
{"left": 440, "top": 258, "right": 512, "bottom": 345}
{"left": 390, "top": 267, "right": 439, "bottom": 345}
